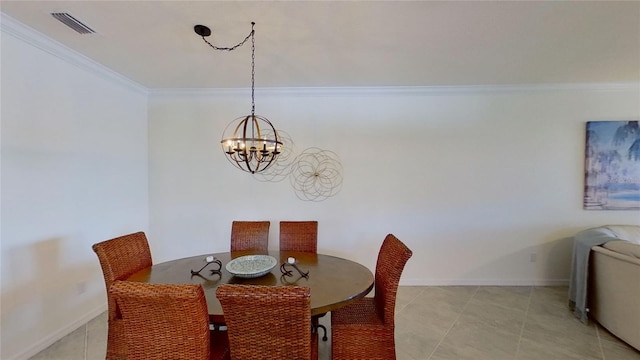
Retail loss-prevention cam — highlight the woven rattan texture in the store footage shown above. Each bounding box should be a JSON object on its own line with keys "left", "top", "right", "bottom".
{"left": 279, "top": 221, "right": 318, "bottom": 253}
{"left": 330, "top": 234, "right": 413, "bottom": 360}
{"left": 230, "top": 221, "right": 270, "bottom": 252}
{"left": 92, "top": 231, "right": 152, "bottom": 360}
{"left": 110, "top": 281, "right": 229, "bottom": 360}
{"left": 279, "top": 221, "right": 327, "bottom": 341}
{"left": 216, "top": 284, "right": 317, "bottom": 360}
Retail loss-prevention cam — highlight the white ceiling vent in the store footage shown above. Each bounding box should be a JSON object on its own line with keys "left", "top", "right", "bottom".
{"left": 51, "top": 13, "right": 95, "bottom": 34}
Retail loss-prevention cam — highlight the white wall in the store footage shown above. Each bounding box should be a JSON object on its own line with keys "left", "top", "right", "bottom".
{"left": 0, "top": 16, "right": 149, "bottom": 360}
{"left": 2, "top": 11, "right": 639, "bottom": 360}
{"left": 148, "top": 85, "right": 639, "bottom": 285}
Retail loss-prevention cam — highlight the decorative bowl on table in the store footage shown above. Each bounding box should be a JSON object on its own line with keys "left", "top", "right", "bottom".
{"left": 225, "top": 255, "right": 278, "bottom": 278}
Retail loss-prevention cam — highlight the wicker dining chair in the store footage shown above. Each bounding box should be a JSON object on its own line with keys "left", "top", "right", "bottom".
{"left": 230, "top": 221, "right": 270, "bottom": 252}
{"left": 279, "top": 221, "right": 327, "bottom": 341}
{"left": 279, "top": 221, "right": 318, "bottom": 254}
{"left": 216, "top": 284, "right": 318, "bottom": 360}
{"left": 92, "top": 231, "right": 152, "bottom": 360}
{"left": 110, "top": 281, "right": 229, "bottom": 360}
{"left": 330, "top": 234, "right": 413, "bottom": 360}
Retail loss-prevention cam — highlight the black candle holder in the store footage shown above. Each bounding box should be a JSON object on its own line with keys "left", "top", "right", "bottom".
{"left": 280, "top": 273, "right": 307, "bottom": 284}
{"left": 191, "top": 257, "right": 222, "bottom": 276}
{"left": 280, "top": 258, "right": 309, "bottom": 279}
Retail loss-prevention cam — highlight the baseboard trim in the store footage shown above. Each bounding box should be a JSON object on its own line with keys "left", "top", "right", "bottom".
{"left": 10, "top": 304, "right": 107, "bottom": 360}
{"left": 400, "top": 279, "right": 569, "bottom": 286}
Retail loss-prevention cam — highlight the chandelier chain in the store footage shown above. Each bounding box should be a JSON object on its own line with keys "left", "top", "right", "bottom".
{"left": 198, "top": 22, "right": 256, "bottom": 116}
{"left": 199, "top": 24, "right": 254, "bottom": 52}
{"left": 197, "top": 21, "right": 281, "bottom": 174}
{"left": 251, "top": 27, "right": 256, "bottom": 116}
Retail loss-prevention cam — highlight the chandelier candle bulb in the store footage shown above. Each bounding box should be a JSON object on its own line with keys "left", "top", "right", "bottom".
{"left": 288, "top": 257, "right": 296, "bottom": 265}
{"left": 206, "top": 256, "right": 214, "bottom": 263}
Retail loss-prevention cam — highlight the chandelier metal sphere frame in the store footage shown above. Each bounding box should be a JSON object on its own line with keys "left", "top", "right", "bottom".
{"left": 195, "top": 22, "right": 283, "bottom": 174}
{"left": 221, "top": 114, "right": 281, "bottom": 174}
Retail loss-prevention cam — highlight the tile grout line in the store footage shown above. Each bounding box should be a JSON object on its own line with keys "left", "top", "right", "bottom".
{"left": 394, "top": 287, "right": 424, "bottom": 360}
{"left": 595, "top": 324, "right": 606, "bottom": 360}
{"left": 426, "top": 286, "right": 479, "bottom": 360}
{"left": 83, "top": 323, "right": 88, "bottom": 360}
{"left": 396, "top": 287, "right": 425, "bottom": 315}
{"left": 513, "top": 286, "right": 534, "bottom": 360}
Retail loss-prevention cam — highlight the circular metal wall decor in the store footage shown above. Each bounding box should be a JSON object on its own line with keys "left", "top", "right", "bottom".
{"left": 252, "top": 130, "right": 295, "bottom": 183}
{"left": 289, "top": 148, "right": 343, "bottom": 201}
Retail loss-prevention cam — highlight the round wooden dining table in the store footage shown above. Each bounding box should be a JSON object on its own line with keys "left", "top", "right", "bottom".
{"left": 127, "top": 250, "right": 374, "bottom": 324}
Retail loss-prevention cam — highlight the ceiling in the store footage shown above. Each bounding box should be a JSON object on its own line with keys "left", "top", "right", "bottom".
{"left": 1, "top": 0, "right": 639, "bottom": 89}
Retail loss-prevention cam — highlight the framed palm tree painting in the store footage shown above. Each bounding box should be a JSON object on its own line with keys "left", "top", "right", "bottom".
{"left": 584, "top": 121, "right": 640, "bottom": 210}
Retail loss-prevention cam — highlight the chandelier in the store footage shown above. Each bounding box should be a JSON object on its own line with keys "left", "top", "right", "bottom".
{"left": 195, "top": 22, "right": 282, "bottom": 174}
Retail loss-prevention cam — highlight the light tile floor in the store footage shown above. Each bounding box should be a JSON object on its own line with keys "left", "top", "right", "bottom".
{"left": 30, "top": 286, "right": 640, "bottom": 360}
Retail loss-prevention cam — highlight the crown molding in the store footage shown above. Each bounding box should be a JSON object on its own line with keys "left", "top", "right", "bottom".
{"left": 149, "top": 82, "right": 640, "bottom": 98}
{"left": 1, "top": 12, "right": 147, "bottom": 95}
